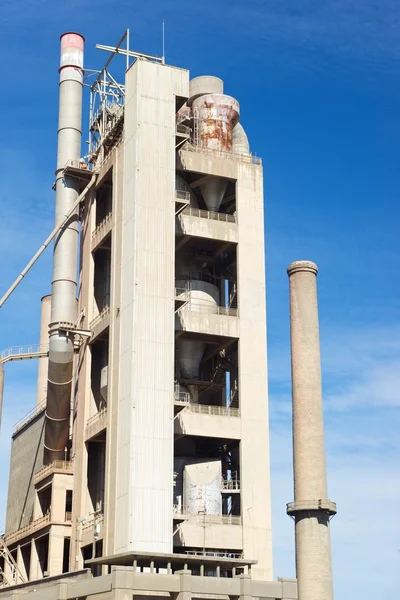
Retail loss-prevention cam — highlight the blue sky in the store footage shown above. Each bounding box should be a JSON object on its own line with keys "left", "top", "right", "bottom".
{"left": 1, "top": 1, "right": 399, "bottom": 598}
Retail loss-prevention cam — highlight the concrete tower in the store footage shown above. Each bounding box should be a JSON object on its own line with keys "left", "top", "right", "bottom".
{"left": 286, "top": 261, "right": 336, "bottom": 600}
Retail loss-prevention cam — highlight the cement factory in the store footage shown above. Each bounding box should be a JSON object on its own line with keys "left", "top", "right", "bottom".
{"left": 0, "top": 32, "right": 336, "bottom": 600}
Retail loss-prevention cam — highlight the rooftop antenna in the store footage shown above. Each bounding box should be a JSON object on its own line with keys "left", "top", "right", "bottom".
{"left": 162, "top": 19, "right": 165, "bottom": 64}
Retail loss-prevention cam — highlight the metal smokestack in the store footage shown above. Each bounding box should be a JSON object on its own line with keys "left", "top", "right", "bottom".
{"left": 44, "top": 33, "right": 85, "bottom": 464}
{"left": 286, "top": 261, "right": 336, "bottom": 600}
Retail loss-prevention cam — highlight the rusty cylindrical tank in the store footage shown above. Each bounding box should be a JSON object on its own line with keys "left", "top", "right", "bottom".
{"left": 192, "top": 94, "right": 240, "bottom": 152}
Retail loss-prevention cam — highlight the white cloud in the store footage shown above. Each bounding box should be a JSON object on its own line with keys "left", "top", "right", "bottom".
{"left": 269, "top": 321, "right": 400, "bottom": 598}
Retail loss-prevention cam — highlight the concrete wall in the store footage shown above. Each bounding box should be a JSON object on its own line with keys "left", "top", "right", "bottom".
{"left": 0, "top": 567, "right": 298, "bottom": 599}
{"left": 5, "top": 412, "right": 45, "bottom": 535}
{"left": 116, "top": 59, "right": 189, "bottom": 553}
{"left": 236, "top": 162, "right": 273, "bottom": 580}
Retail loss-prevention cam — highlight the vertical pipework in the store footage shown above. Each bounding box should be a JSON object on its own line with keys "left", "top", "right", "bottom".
{"left": 286, "top": 261, "right": 336, "bottom": 600}
{"left": 0, "top": 364, "right": 4, "bottom": 431}
{"left": 44, "top": 33, "right": 85, "bottom": 465}
{"left": 36, "top": 295, "right": 52, "bottom": 406}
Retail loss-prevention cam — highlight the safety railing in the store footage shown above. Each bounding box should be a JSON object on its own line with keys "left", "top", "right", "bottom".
{"left": 176, "top": 190, "right": 190, "bottom": 203}
{"left": 176, "top": 123, "right": 191, "bottom": 136}
{"left": 64, "top": 159, "right": 95, "bottom": 172}
{"left": 85, "top": 407, "right": 108, "bottom": 440}
{"left": 5, "top": 514, "right": 51, "bottom": 545}
{"left": 185, "top": 550, "right": 244, "bottom": 559}
{"left": 173, "top": 505, "right": 190, "bottom": 516}
{"left": 181, "top": 206, "right": 236, "bottom": 223}
{"left": 286, "top": 499, "right": 337, "bottom": 514}
{"left": 179, "top": 302, "right": 238, "bottom": 318}
{"left": 92, "top": 211, "right": 113, "bottom": 240}
{"left": 0, "top": 344, "right": 49, "bottom": 364}
{"left": 175, "top": 288, "right": 190, "bottom": 301}
{"left": 33, "top": 461, "right": 73, "bottom": 485}
{"left": 182, "top": 142, "right": 262, "bottom": 165}
{"left": 173, "top": 507, "right": 241, "bottom": 525}
{"left": 90, "top": 305, "right": 110, "bottom": 330}
{"left": 86, "top": 407, "right": 107, "bottom": 429}
{"left": 12, "top": 399, "right": 46, "bottom": 436}
{"left": 185, "top": 404, "right": 240, "bottom": 418}
{"left": 81, "top": 513, "right": 104, "bottom": 535}
{"left": 198, "top": 514, "right": 241, "bottom": 526}
{"left": 221, "top": 478, "right": 240, "bottom": 492}
{"left": 174, "top": 389, "right": 191, "bottom": 404}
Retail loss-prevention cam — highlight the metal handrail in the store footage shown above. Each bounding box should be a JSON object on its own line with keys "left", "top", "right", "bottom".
{"left": 0, "top": 344, "right": 49, "bottom": 364}
{"left": 92, "top": 211, "right": 113, "bottom": 239}
{"left": 176, "top": 124, "right": 191, "bottom": 136}
{"left": 86, "top": 406, "right": 107, "bottom": 428}
{"left": 175, "top": 190, "right": 190, "bottom": 202}
{"left": 185, "top": 550, "right": 244, "bottom": 558}
{"left": 173, "top": 507, "right": 241, "bottom": 525}
{"left": 182, "top": 143, "right": 262, "bottom": 165}
{"left": 185, "top": 404, "right": 240, "bottom": 418}
{"left": 174, "top": 391, "right": 191, "bottom": 404}
{"left": 175, "top": 288, "right": 190, "bottom": 300}
{"left": 179, "top": 302, "right": 238, "bottom": 317}
{"left": 5, "top": 514, "right": 51, "bottom": 545}
{"left": 199, "top": 515, "right": 241, "bottom": 526}
{"left": 12, "top": 399, "right": 46, "bottom": 436}
{"left": 175, "top": 272, "right": 216, "bottom": 285}
{"left": 64, "top": 159, "right": 94, "bottom": 172}
{"left": 90, "top": 305, "right": 110, "bottom": 330}
{"left": 81, "top": 513, "right": 104, "bottom": 534}
{"left": 173, "top": 505, "right": 190, "bottom": 515}
{"left": 181, "top": 206, "right": 236, "bottom": 223}
{"left": 221, "top": 478, "right": 240, "bottom": 491}
{"left": 33, "top": 461, "right": 73, "bottom": 485}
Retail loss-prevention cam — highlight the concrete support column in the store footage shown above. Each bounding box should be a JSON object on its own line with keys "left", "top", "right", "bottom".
{"left": 16, "top": 545, "right": 27, "bottom": 583}
{"left": 48, "top": 527, "right": 64, "bottom": 576}
{"left": 173, "top": 569, "right": 192, "bottom": 600}
{"left": 56, "top": 582, "right": 68, "bottom": 599}
{"left": 239, "top": 574, "right": 252, "bottom": 600}
{"left": 29, "top": 538, "right": 41, "bottom": 581}
{"left": 286, "top": 261, "right": 336, "bottom": 600}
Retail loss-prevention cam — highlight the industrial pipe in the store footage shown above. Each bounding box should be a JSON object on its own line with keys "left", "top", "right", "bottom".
{"left": 0, "top": 365, "right": 4, "bottom": 432}
{"left": 36, "top": 295, "right": 51, "bottom": 407}
{"left": 287, "top": 261, "right": 336, "bottom": 600}
{"left": 44, "top": 33, "right": 85, "bottom": 464}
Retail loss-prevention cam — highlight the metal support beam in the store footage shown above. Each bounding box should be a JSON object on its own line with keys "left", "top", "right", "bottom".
{"left": 0, "top": 174, "right": 97, "bottom": 309}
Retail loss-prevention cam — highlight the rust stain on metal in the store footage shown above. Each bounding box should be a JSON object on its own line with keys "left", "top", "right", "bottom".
{"left": 193, "top": 94, "right": 239, "bottom": 152}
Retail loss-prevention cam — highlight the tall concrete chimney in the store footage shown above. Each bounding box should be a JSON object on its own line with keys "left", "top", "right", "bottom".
{"left": 286, "top": 261, "right": 336, "bottom": 600}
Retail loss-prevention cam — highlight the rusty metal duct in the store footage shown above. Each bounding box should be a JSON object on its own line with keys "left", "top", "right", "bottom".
{"left": 192, "top": 94, "right": 239, "bottom": 212}
{"left": 44, "top": 33, "right": 85, "bottom": 464}
{"left": 192, "top": 94, "right": 239, "bottom": 152}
